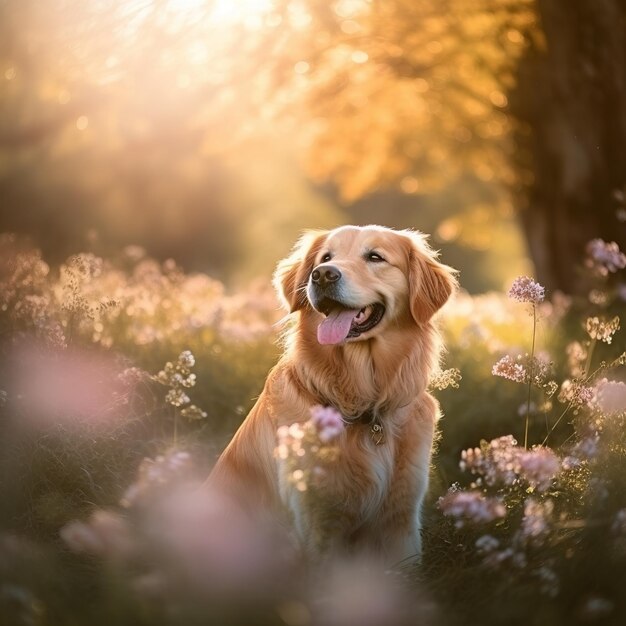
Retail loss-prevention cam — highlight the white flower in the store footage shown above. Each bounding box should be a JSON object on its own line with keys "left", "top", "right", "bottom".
{"left": 178, "top": 350, "right": 195, "bottom": 368}
{"left": 586, "top": 316, "right": 620, "bottom": 344}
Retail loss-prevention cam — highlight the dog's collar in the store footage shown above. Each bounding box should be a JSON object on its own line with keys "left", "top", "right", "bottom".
{"left": 348, "top": 408, "right": 385, "bottom": 446}
{"left": 287, "top": 369, "right": 386, "bottom": 445}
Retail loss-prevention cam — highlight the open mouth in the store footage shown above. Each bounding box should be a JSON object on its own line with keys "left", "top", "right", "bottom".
{"left": 316, "top": 299, "right": 386, "bottom": 345}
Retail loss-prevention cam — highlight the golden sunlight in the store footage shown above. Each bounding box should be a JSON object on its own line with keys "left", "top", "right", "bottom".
{"left": 166, "top": 0, "right": 273, "bottom": 24}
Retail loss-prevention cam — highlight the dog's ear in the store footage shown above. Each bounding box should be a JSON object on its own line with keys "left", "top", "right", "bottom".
{"left": 403, "top": 230, "right": 458, "bottom": 325}
{"left": 273, "top": 230, "right": 328, "bottom": 313}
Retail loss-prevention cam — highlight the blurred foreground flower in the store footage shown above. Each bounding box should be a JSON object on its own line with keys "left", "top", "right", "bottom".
{"left": 313, "top": 557, "right": 433, "bottom": 626}
{"left": 62, "top": 452, "right": 295, "bottom": 602}
{"left": 276, "top": 406, "right": 345, "bottom": 493}
{"left": 121, "top": 450, "right": 194, "bottom": 508}
{"left": 146, "top": 485, "right": 291, "bottom": 594}
{"left": 60, "top": 510, "right": 133, "bottom": 559}
{"left": 6, "top": 342, "right": 132, "bottom": 429}
{"left": 309, "top": 405, "right": 345, "bottom": 443}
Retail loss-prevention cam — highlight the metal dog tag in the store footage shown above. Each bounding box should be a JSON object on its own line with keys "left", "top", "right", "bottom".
{"left": 370, "top": 422, "right": 385, "bottom": 445}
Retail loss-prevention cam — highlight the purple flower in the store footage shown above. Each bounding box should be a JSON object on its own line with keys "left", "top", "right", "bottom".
{"left": 508, "top": 276, "right": 545, "bottom": 304}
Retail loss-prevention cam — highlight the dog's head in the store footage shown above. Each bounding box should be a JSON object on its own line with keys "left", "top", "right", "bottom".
{"left": 274, "top": 225, "right": 457, "bottom": 345}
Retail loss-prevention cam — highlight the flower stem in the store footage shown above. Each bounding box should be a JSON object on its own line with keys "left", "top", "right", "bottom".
{"left": 524, "top": 305, "right": 537, "bottom": 449}
{"left": 541, "top": 400, "right": 574, "bottom": 446}
{"left": 583, "top": 338, "right": 596, "bottom": 378}
{"left": 542, "top": 361, "right": 606, "bottom": 446}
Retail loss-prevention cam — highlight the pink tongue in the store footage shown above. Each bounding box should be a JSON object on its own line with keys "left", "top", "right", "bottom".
{"left": 317, "top": 308, "right": 360, "bottom": 345}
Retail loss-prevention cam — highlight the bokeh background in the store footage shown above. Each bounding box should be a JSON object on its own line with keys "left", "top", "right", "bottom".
{"left": 3, "top": 0, "right": 623, "bottom": 293}
{"left": 1, "top": 2, "right": 626, "bottom": 626}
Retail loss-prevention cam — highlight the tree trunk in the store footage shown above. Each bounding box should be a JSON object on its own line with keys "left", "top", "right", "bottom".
{"left": 509, "top": 0, "right": 626, "bottom": 294}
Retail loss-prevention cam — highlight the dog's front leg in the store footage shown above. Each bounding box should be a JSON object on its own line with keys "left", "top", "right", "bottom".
{"left": 279, "top": 468, "right": 359, "bottom": 561}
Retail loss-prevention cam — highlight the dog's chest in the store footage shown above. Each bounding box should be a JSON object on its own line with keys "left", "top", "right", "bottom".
{"left": 335, "top": 430, "right": 397, "bottom": 520}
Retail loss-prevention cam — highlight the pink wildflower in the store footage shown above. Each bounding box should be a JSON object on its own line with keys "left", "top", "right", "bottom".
{"left": 558, "top": 380, "right": 595, "bottom": 407}
{"left": 461, "top": 436, "right": 561, "bottom": 491}
{"left": 438, "top": 490, "right": 506, "bottom": 526}
{"left": 309, "top": 405, "right": 345, "bottom": 443}
{"left": 516, "top": 447, "right": 560, "bottom": 492}
{"left": 492, "top": 355, "right": 527, "bottom": 383}
{"left": 508, "top": 276, "right": 545, "bottom": 304}
{"left": 460, "top": 435, "right": 520, "bottom": 487}
{"left": 518, "top": 498, "right": 553, "bottom": 545}
{"left": 595, "top": 378, "right": 626, "bottom": 415}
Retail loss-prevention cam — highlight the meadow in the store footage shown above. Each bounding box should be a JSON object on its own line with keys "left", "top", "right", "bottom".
{"left": 0, "top": 233, "right": 625, "bottom": 626}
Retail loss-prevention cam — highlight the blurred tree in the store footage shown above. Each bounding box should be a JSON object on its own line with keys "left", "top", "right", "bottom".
{"left": 267, "top": 0, "right": 625, "bottom": 293}
{"left": 509, "top": 0, "right": 626, "bottom": 293}
{"left": 1, "top": 0, "right": 622, "bottom": 292}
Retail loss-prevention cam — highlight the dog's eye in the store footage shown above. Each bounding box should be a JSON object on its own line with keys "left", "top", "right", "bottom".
{"left": 367, "top": 251, "right": 385, "bottom": 263}
{"left": 321, "top": 252, "right": 332, "bottom": 262}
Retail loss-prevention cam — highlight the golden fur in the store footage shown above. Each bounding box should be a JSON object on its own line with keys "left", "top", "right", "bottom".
{"left": 209, "top": 225, "right": 457, "bottom": 565}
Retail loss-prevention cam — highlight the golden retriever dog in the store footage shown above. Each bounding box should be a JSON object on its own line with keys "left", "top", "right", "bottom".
{"left": 209, "top": 225, "right": 457, "bottom": 566}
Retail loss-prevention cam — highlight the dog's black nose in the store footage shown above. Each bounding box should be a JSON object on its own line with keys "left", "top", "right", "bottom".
{"left": 311, "top": 264, "right": 342, "bottom": 286}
